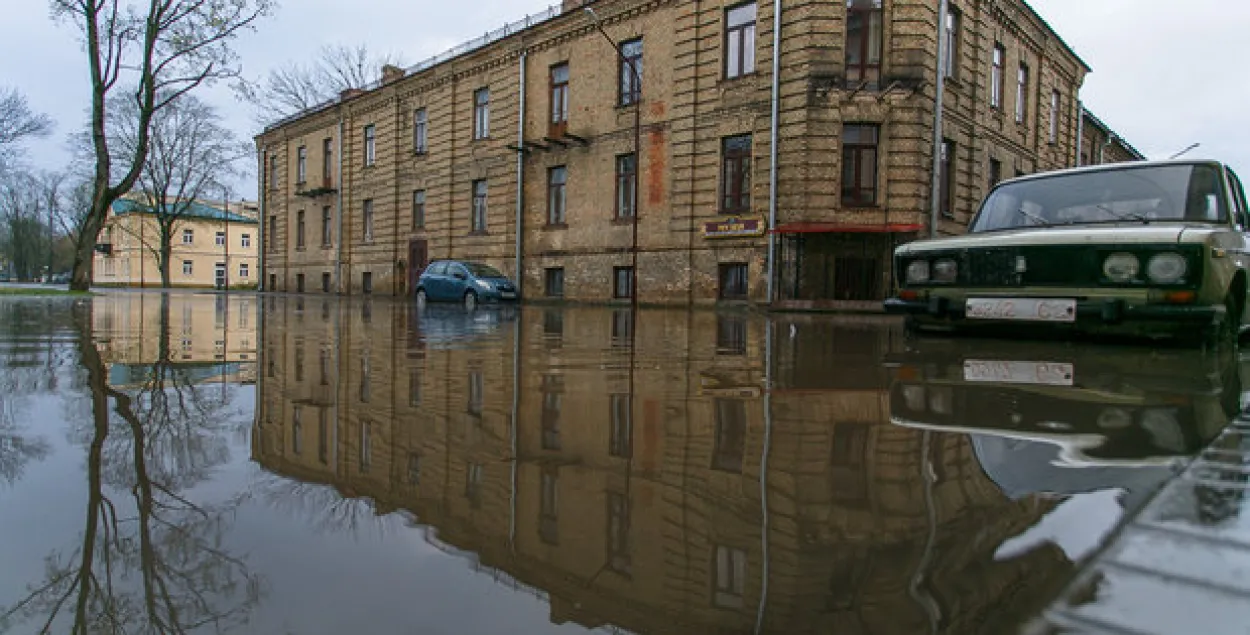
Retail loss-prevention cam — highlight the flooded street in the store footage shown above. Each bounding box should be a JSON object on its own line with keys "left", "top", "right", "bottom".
{"left": 0, "top": 292, "right": 1243, "bottom": 634}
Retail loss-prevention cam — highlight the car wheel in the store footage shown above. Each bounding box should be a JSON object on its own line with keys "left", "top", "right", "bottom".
{"left": 464, "top": 290, "right": 478, "bottom": 311}
{"left": 1205, "top": 293, "right": 1239, "bottom": 352}
{"left": 416, "top": 289, "right": 427, "bottom": 308}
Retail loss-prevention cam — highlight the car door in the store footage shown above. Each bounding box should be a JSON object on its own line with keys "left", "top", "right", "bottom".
{"left": 1226, "top": 168, "right": 1250, "bottom": 322}
{"left": 422, "top": 261, "right": 446, "bottom": 300}
{"left": 447, "top": 263, "right": 470, "bottom": 299}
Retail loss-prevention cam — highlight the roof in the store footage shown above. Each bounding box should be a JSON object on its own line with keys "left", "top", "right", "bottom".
{"left": 1082, "top": 109, "right": 1148, "bottom": 161}
{"left": 112, "top": 198, "right": 258, "bottom": 224}
{"left": 1020, "top": 0, "right": 1093, "bottom": 73}
{"left": 1000, "top": 158, "right": 1225, "bottom": 187}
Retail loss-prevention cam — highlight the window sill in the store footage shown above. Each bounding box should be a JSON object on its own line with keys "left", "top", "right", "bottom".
{"left": 720, "top": 71, "right": 759, "bottom": 84}
{"left": 841, "top": 202, "right": 881, "bottom": 210}
{"left": 468, "top": 231, "right": 489, "bottom": 237}
{"left": 321, "top": 244, "right": 334, "bottom": 250}
{"left": 543, "top": 223, "right": 568, "bottom": 231}
{"left": 615, "top": 101, "right": 641, "bottom": 111}
{"left": 295, "top": 247, "right": 307, "bottom": 252}
{"left": 612, "top": 216, "right": 635, "bottom": 225}
{"left": 412, "top": 149, "right": 428, "bottom": 157}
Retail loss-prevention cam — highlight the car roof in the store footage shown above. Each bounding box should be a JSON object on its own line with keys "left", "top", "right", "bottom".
{"left": 996, "top": 159, "right": 1229, "bottom": 189}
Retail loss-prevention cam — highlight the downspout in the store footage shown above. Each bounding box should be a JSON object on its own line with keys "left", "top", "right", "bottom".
{"left": 515, "top": 51, "right": 528, "bottom": 292}
{"left": 258, "top": 148, "right": 266, "bottom": 291}
{"left": 336, "top": 117, "right": 345, "bottom": 294}
{"left": 754, "top": 319, "right": 775, "bottom": 634}
{"left": 765, "top": 0, "right": 782, "bottom": 303}
{"left": 928, "top": 0, "right": 951, "bottom": 238}
{"left": 1074, "top": 100, "right": 1084, "bottom": 166}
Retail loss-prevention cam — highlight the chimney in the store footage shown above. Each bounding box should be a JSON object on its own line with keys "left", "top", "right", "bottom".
{"left": 381, "top": 64, "right": 406, "bottom": 85}
{"left": 339, "top": 88, "right": 365, "bottom": 101}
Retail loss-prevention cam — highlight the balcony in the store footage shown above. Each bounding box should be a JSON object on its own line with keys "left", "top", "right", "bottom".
{"left": 296, "top": 177, "right": 338, "bottom": 198}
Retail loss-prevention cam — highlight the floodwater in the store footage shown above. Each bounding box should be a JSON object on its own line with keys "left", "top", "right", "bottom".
{"left": 0, "top": 292, "right": 1242, "bottom": 634}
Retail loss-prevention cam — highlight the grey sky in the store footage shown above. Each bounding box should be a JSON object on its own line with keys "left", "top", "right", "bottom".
{"left": 2, "top": 0, "right": 1246, "bottom": 199}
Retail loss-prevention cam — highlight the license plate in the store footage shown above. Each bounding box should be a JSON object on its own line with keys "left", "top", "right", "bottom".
{"left": 499, "top": 291, "right": 516, "bottom": 299}
{"left": 965, "top": 298, "right": 1076, "bottom": 322}
{"left": 964, "top": 360, "right": 1075, "bottom": 386}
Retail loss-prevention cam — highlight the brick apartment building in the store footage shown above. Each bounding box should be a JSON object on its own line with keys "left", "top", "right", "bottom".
{"left": 253, "top": 299, "right": 1073, "bottom": 633}
{"left": 256, "top": 0, "right": 1132, "bottom": 308}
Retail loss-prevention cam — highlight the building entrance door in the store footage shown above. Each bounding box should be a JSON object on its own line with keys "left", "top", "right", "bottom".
{"left": 408, "top": 239, "right": 428, "bottom": 296}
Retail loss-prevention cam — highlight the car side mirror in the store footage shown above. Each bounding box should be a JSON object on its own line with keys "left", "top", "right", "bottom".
{"left": 453, "top": 272, "right": 467, "bottom": 280}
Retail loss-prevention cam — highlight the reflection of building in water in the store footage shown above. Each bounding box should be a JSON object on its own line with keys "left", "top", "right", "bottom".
{"left": 91, "top": 293, "right": 258, "bottom": 384}
{"left": 254, "top": 300, "right": 1071, "bottom": 634}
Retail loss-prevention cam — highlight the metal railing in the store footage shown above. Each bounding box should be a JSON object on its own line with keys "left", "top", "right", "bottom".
{"left": 263, "top": 4, "right": 564, "bottom": 132}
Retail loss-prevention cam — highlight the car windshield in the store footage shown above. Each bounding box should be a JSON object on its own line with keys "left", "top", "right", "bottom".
{"left": 464, "top": 262, "right": 505, "bottom": 278}
{"left": 971, "top": 164, "right": 1227, "bottom": 232}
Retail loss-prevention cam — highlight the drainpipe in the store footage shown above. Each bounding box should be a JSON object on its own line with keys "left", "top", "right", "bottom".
{"left": 258, "top": 148, "right": 266, "bottom": 291}
{"left": 336, "top": 117, "right": 345, "bottom": 294}
{"left": 515, "top": 51, "right": 528, "bottom": 293}
{"left": 1074, "top": 101, "right": 1084, "bottom": 166}
{"left": 754, "top": 319, "right": 775, "bottom": 634}
{"left": 765, "top": 0, "right": 782, "bottom": 303}
{"left": 928, "top": 0, "right": 951, "bottom": 239}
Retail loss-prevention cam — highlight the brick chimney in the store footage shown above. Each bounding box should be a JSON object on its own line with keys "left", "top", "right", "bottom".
{"left": 381, "top": 64, "right": 406, "bottom": 85}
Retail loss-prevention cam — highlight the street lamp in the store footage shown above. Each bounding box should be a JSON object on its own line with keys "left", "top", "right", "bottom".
{"left": 584, "top": 6, "right": 642, "bottom": 307}
{"left": 1169, "top": 143, "right": 1201, "bottom": 160}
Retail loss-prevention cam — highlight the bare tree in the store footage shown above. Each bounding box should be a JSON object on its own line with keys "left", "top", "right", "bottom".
{"left": 0, "top": 170, "right": 72, "bottom": 280}
{"left": 0, "top": 87, "right": 54, "bottom": 173}
{"left": 102, "top": 94, "right": 246, "bottom": 287}
{"left": 51, "top": 0, "right": 274, "bottom": 292}
{"left": 235, "top": 44, "right": 406, "bottom": 125}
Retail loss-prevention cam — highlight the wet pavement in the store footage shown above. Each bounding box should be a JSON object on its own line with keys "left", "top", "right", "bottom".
{"left": 0, "top": 291, "right": 1245, "bottom": 634}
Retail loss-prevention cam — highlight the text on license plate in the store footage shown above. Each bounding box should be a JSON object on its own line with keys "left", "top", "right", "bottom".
{"left": 963, "top": 360, "right": 1075, "bottom": 386}
{"left": 965, "top": 298, "right": 1076, "bottom": 322}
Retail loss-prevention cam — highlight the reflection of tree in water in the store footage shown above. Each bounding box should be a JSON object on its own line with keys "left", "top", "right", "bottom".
{"left": 254, "top": 472, "right": 396, "bottom": 539}
{"left": 0, "top": 298, "right": 261, "bottom": 634}
{"left": 0, "top": 396, "right": 51, "bottom": 486}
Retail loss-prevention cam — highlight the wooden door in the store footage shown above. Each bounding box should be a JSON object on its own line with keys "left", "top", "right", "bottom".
{"left": 409, "top": 239, "right": 428, "bottom": 295}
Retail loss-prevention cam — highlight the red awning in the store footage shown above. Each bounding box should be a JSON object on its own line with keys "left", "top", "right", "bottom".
{"left": 770, "top": 222, "right": 926, "bottom": 234}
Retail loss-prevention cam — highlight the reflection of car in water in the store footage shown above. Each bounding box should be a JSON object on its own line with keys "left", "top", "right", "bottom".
{"left": 407, "top": 303, "right": 518, "bottom": 350}
{"left": 886, "top": 337, "right": 1241, "bottom": 469}
{"left": 415, "top": 260, "right": 519, "bottom": 310}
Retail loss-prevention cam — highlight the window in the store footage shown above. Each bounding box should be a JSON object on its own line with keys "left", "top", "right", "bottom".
{"left": 364, "top": 125, "right": 376, "bottom": 166}
{"left": 609, "top": 393, "right": 632, "bottom": 458}
{"left": 359, "top": 421, "right": 372, "bottom": 473}
{"left": 544, "top": 267, "right": 564, "bottom": 297}
{"left": 362, "top": 271, "right": 372, "bottom": 295}
{"left": 613, "top": 266, "right": 634, "bottom": 299}
{"left": 717, "top": 314, "right": 747, "bottom": 355}
{"left": 713, "top": 399, "right": 747, "bottom": 472}
{"left": 541, "top": 374, "right": 562, "bottom": 450}
{"left": 620, "top": 39, "right": 643, "bottom": 105}
{"left": 320, "top": 348, "right": 330, "bottom": 385}
{"left": 550, "top": 63, "right": 569, "bottom": 137}
{"left": 1049, "top": 89, "right": 1060, "bottom": 144}
{"left": 321, "top": 206, "right": 332, "bottom": 246}
{"left": 942, "top": 6, "right": 961, "bottom": 79}
{"left": 719, "top": 263, "right": 748, "bottom": 300}
{"left": 725, "top": 3, "right": 757, "bottom": 79}
{"left": 215, "top": 231, "right": 226, "bottom": 247}
{"left": 413, "top": 108, "right": 428, "bottom": 153}
{"left": 989, "top": 157, "right": 1002, "bottom": 189}
{"left": 294, "top": 344, "right": 305, "bottom": 382}
{"left": 544, "top": 309, "right": 564, "bottom": 345}
{"left": 473, "top": 88, "right": 490, "bottom": 140}
{"left": 466, "top": 463, "right": 484, "bottom": 506}
{"left": 1016, "top": 62, "right": 1029, "bottom": 123}
{"left": 241, "top": 233, "right": 251, "bottom": 248}
{"left": 547, "top": 166, "right": 567, "bottom": 226}
{"left": 714, "top": 545, "right": 747, "bottom": 608}
{"left": 322, "top": 137, "right": 333, "bottom": 181}
{"left": 268, "top": 217, "right": 276, "bottom": 250}
{"left": 407, "top": 454, "right": 421, "bottom": 485}
{"left": 615, "top": 154, "right": 636, "bottom": 219}
{"left": 359, "top": 352, "right": 371, "bottom": 402}
{"left": 268, "top": 154, "right": 278, "bottom": 190}
{"left": 362, "top": 199, "right": 374, "bottom": 242}
{"left": 182, "top": 260, "right": 193, "bottom": 276}
{"left": 318, "top": 409, "right": 329, "bottom": 464}
{"left": 321, "top": 272, "right": 331, "bottom": 293}
{"left": 611, "top": 308, "right": 633, "bottom": 345}
{"left": 607, "top": 491, "right": 631, "bottom": 575}
{"left": 296, "top": 210, "right": 306, "bottom": 248}
{"left": 845, "top": 0, "right": 883, "bottom": 87}
{"left": 841, "top": 124, "right": 879, "bottom": 206}
{"left": 409, "top": 368, "right": 421, "bottom": 406}
{"left": 831, "top": 422, "right": 870, "bottom": 505}
{"left": 471, "top": 180, "right": 488, "bottom": 233}
{"left": 182, "top": 229, "right": 194, "bottom": 245}
{"left": 296, "top": 273, "right": 305, "bottom": 293}
{"left": 292, "top": 406, "right": 303, "bottom": 454}
{"left": 412, "top": 190, "right": 426, "bottom": 230}
{"left": 540, "top": 468, "right": 559, "bottom": 544}
{"left": 468, "top": 369, "right": 484, "bottom": 416}
{"left": 296, "top": 145, "right": 307, "bottom": 183}
{"left": 991, "top": 44, "right": 1005, "bottom": 109}
{"left": 239, "top": 263, "right": 249, "bottom": 278}
{"left": 940, "top": 139, "right": 955, "bottom": 218}
{"left": 721, "top": 134, "right": 752, "bottom": 214}
{"left": 269, "top": 273, "right": 277, "bottom": 291}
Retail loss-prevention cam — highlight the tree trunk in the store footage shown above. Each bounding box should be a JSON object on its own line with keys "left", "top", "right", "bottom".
{"left": 159, "top": 243, "right": 172, "bottom": 289}
{"left": 69, "top": 196, "right": 108, "bottom": 291}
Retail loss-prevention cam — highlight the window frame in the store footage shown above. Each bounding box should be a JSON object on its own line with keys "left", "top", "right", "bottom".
{"left": 613, "top": 266, "right": 635, "bottom": 300}
{"left": 362, "top": 199, "right": 374, "bottom": 243}
{"left": 412, "top": 189, "right": 426, "bottom": 230}
{"left": 181, "top": 228, "right": 194, "bottom": 245}
{"left": 845, "top": 0, "right": 884, "bottom": 88}
{"left": 619, "top": 39, "right": 643, "bottom": 106}
{"left": 215, "top": 231, "right": 226, "bottom": 247}
{"left": 615, "top": 153, "right": 637, "bottom": 220}
{"left": 1049, "top": 89, "right": 1060, "bottom": 145}
{"left": 547, "top": 165, "right": 568, "bottom": 226}
{"left": 239, "top": 263, "right": 249, "bottom": 278}
{"left": 720, "top": 134, "right": 753, "bottom": 215}
{"left": 841, "top": 123, "right": 880, "bottom": 207}
{"left": 940, "top": 139, "right": 955, "bottom": 218}
{"left": 321, "top": 206, "right": 333, "bottom": 246}
{"left": 413, "top": 108, "right": 428, "bottom": 154}
{"left": 724, "top": 2, "right": 758, "bottom": 79}
{"left": 1015, "top": 61, "right": 1029, "bottom": 124}
{"left": 544, "top": 267, "right": 565, "bottom": 298}
{"left": 991, "top": 43, "right": 1005, "bottom": 109}
{"left": 718, "top": 263, "right": 749, "bottom": 300}
{"left": 241, "top": 233, "right": 251, "bottom": 248}
{"left": 322, "top": 137, "right": 333, "bottom": 182}
{"left": 473, "top": 87, "right": 491, "bottom": 140}
{"left": 943, "top": 6, "right": 961, "bottom": 80}
{"left": 471, "top": 179, "right": 488, "bottom": 233}
{"left": 181, "top": 260, "right": 193, "bottom": 276}
{"left": 549, "top": 63, "right": 569, "bottom": 137}
{"left": 364, "top": 124, "right": 376, "bottom": 166}
{"left": 296, "top": 145, "right": 307, "bottom": 184}
{"left": 296, "top": 210, "right": 306, "bottom": 248}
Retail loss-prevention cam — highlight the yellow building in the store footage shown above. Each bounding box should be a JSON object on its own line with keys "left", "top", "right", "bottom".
{"left": 94, "top": 197, "right": 260, "bottom": 289}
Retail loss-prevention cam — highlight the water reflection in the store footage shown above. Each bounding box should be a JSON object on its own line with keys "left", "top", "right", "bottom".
{"left": 0, "top": 294, "right": 260, "bottom": 634}
{"left": 250, "top": 298, "right": 1236, "bottom": 635}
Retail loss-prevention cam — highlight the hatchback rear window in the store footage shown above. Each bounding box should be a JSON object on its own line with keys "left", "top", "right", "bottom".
{"left": 465, "top": 263, "right": 505, "bottom": 278}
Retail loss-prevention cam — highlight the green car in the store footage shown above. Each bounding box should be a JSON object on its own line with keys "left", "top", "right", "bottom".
{"left": 885, "top": 160, "right": 1250, "bottom": 344}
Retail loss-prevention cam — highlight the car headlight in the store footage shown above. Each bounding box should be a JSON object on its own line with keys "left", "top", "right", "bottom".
{"left": 1097, "top": 407, "right": 1132, "bottom": 430}
{"left": 902, "top": 385, "right": 926, "bottom": 412}
{"left": 1146, "top": 253, "right": 1188, "bottom": 284}
{"left": 932, "top": 259, "right": 958, "bottom": 283}
{"left": 906, "top": 260, "right": 931, "bottom": 284}
{"left": 474, "top": 279, "right": 492, "bottom": 290}
{"left": 1140, "top": 409, "right": 1184, "bottom": 453}
{"left": 1102, "top": 252, "right": 1140, "bottom": 283}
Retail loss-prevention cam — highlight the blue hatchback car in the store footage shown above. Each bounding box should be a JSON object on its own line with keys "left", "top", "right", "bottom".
{"left": 415, "top": 260, "right": 518, "bottom": 310}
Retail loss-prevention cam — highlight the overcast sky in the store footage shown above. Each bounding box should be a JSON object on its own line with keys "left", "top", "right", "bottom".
{"left": 3, "top": 0, "right": 1246, "bottom": 199}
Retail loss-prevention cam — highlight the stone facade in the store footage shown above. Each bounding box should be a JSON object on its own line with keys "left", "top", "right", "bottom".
{"left": 253, "top": 299, "right": 1076, "bottom": 633}
{"left": 256, "top": 0, "right": 1112, "bottom": 308}
{"left": 1079, "top": 108, "right": 1146, "bottom": 167}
